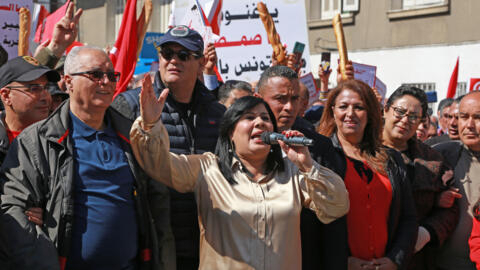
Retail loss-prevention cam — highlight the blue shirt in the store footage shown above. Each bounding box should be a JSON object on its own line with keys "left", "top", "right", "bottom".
{"left": 67, "top": 112, "right": 138, "bottom": 270}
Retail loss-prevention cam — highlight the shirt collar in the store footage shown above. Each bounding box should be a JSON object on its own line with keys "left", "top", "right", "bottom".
{"left": 230, "top": 155, "right": 279, "bottom": 182}
{"left": 69, "top": 111, "right": 116, "bottom": 139}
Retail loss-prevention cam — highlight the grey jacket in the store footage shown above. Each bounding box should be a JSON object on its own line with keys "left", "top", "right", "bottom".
{"left": 0, "top": 101, "right": 175, "bottom": 270}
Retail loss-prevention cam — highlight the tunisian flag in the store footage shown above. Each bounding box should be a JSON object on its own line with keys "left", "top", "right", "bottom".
{"left": 446, "top": 57, "right": 459, "bottom": 98}
{"left": 109, "top": 0, "right": 138, "bottom": 96}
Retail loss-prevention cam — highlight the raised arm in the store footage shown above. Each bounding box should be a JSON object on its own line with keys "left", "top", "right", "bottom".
{"left": 130, "top": 74, "right": 208, "bottom": 193}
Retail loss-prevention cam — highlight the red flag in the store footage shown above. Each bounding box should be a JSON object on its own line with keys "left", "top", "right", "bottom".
{"left": 66, "top": 41, "right": 83, "bottom": 54}
{"left": 36, "top": 0, "right": 70, "bottom": 43}
{"left": 470, "top": 78, "right": 480, "bottom": 91}
{"left": 446, "top": 57, "right": 459, "bottom": 98}
{"left": 109, "top": 0, "right": 138, "bottom": 96}
{"left": 33, "top": 4, "right": 50, "bottom": 43}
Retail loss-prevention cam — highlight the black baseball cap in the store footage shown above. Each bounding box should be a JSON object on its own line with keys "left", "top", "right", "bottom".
{"left": 0, "top": 56, "right": 60, "bottom": 89}
{"left": 157, "top": 25, "right": 204, "bottom": 53}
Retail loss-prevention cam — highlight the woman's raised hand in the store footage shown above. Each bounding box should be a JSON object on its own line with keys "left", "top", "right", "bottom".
{"left": 278, "top": 130, "right": 313, "bottom": 172}
{"left": 139, "top": 73, "right": 169, "bottom": 129}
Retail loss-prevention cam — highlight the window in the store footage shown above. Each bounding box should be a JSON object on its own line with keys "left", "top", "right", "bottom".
{"left": 387, "top": 0, "right": 449, "bottom": 20}
{"left": 456, "top": 82, "right": 467, "bottom": 98}
{"left": 308, "top": 0, "right": 357, "bottom": 28}
{"left": 403, "top": 0, "right": 445, "bottom": 9}
{"left": 342, "top": 0, "right": 359, "bottom": 12}
{"left": 401, "top": 83, "right": 436, "bottom": 111}
{"left": 321, "top": 0, "right": 341, "bottom": 20}
{"left": 402, "top": 82, "right": 436, "bottom": 92}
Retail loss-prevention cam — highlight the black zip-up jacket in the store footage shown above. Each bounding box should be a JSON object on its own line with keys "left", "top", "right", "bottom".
{"left": 0, "top": 101, "right": 173, "bottom": 270}
{"left": 112, "top": 72, "right": 226, "bottom": 266}
{"left": 297, "top": 128, "right": 418, "bottom": 270}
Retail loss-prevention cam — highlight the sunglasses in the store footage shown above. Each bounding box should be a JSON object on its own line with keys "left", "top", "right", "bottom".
{"left": 159, "top": 48, "right": 201, "bottom": 62}
{"left": 70, "top": 70, "right": 121, "bottom": 82}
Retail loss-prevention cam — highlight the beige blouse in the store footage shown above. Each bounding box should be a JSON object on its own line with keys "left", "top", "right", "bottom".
{"left": 130, "top": 118, "right": 349, "bottom": 270}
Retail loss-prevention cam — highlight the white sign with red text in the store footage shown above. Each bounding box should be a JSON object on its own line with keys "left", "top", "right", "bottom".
{"left": 173, "top": 0, "right": 311, "bottom": 83}
{"left": 353, "top": 62, "right": 377, "bottom": 88}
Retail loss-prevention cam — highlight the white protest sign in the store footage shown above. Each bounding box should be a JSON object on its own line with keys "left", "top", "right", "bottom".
{"left": 173, "top": 0, "right": 311, "bottom": 83}
{"left": 0, "top": 0, "right": 33, "bottom": 59}
{"left": 299, "top": 72, "right": 318, "bottom": 105}
{"left": 352, "top": 62, "right": 376, "bottom": 88}
{"left": 178, "top": 1, "right": 217, "bottom": 47}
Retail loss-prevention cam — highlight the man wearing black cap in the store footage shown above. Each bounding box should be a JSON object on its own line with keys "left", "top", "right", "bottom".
{"left": 0, "top": 56, "right": 60, "bottom": 164}
{"left": 112, "top": 25, "right": 225, "bottom": 269}
{"left": 1, "top": 46, "right": 172, "bottom": 269}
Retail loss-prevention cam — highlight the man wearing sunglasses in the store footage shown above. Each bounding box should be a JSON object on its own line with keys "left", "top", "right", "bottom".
{"left": 112, "top": 25, "right": 225, "bottom": 270}
{"left": 1, "top": 46, "right": 172, "bottom": 269}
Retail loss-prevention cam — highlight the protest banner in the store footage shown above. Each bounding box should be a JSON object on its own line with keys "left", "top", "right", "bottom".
{"left": 470, "top": 78, "right": 480, "bottom": 91}
{"left": 0, "top": 0, "right": 33, "bottom": 59}
{"left": 178, "top": 1, "right": 217, "bottom": 47}
{"left": 172, "top": 0, "right": 311, "bottom": 83}
{"left": 299, "top": 72, "right": 319, "bottom": 105}
{"left": 353, "top": 62, "right": 376, "bottom": 88}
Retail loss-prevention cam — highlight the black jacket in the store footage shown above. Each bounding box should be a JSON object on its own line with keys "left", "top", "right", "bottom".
{"left": 112, "top": 72, "right": 225, "bottom": 264}
{"left": 298, "top": 130, "right": 418, "bottom": 270}
{"left": 0, "top": 112, "right": 9, "bottom": 166}
{"left": 0, "top": 101, "right": 173, "bottom": 270}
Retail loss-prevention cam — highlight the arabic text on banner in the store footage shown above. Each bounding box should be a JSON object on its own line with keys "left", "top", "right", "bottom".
{"left": 173, "top": 0, "right": 311, "bottom": 83}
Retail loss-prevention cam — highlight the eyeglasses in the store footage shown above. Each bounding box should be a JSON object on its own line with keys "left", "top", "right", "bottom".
{"left": 158, "top": 47, "right": 201, "bottom": 61}
{"left": 70, "top": 70, "right": 121, "bottom": 82}
{"left": 391, "top": 106, "right": 421, "bottom": 124}
{"left": 6, "top": 84, "right": 48, "bottom": 94}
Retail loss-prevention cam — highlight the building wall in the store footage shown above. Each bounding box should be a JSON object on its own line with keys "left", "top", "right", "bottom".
{"left": 307, "top": 0, "right": 480, "bottom": 54}
{"left": 77, "top": 0, "right": 172, "bottom": 48}
{"left": 306, "top": 0, "right": 480, "bottom": 110}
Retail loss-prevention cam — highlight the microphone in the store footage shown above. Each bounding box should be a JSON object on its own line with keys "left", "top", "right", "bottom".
{"left": 260, "top": 132, "right": 314, "bottom": 146}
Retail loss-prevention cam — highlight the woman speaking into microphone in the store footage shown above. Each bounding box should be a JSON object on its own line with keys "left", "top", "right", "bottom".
{"left": 130, "top": 75, "right": 349, "bottom": 270}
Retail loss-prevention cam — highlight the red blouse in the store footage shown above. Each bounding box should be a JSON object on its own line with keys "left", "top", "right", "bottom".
{"left": 6, "top": 129, "right": 20, "bottom": 143}
{"left": 345, "top": 157, "right": 392, "bottom": 260}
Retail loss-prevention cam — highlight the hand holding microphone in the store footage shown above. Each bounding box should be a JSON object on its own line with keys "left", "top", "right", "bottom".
{"left": 262, "top": 131, "right": 313, "bottom": 172}
{"left": 261, "top": 131, "right": 314, "bottom": 146}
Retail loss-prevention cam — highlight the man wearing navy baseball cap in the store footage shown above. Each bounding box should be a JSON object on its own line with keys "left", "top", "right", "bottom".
{"left": 112, "top": 25, "right": 225, "bottom": 270}
{"left": 0, "top": 56, "right": 59, "bottom": 164}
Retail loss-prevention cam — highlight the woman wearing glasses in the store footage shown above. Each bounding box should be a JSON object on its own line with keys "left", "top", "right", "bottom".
{"left": 316, "top": 80, "right": 417, "bottom": 270}
{"left": 382, "top": 86, "right": 458, "bottom": 270}
{"left": 130, "top": 77, "right": 349, "bottom": 269}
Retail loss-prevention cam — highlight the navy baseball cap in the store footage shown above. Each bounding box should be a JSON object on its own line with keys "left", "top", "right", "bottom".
{"left": 157, "top": 25, "right": 204, "bottom": 53}
{"left": 0, "top": 56, "right": 60, "bottom": 89}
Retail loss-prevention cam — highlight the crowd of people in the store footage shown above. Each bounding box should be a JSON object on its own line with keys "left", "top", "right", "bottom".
{"left": 0, "top": 2, "right": 478, "bottom": 270}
